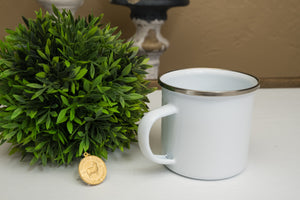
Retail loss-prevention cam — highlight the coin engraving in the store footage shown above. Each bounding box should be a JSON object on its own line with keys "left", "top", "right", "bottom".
{"left": 78, "top": 154, "right": 107, "bottom": 185}
{"left": 87, "top": 162, "right": 98, "bottom": 177}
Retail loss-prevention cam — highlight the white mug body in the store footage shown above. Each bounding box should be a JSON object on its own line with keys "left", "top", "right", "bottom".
{"left": 161, "top": 88, "right": 255, "bottom": 180}
{"left": 138, "top": 68, "right": 259, "bottom": 180}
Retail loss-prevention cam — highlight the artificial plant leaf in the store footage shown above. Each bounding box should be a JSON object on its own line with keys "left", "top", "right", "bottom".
{"left": 57, "top": 108, "right": 68, "bottom": 124}
{"left": 67, "top": 121, "right": 73, "bottom": 134}
{"left": 13, "top": 95, "right": 25, "bottom": 103}
{"left": 90, "top": 63, "right": 95, "bottom": 79}
{"left": 2, "top": 123, "right": 19, "bottom": 129}
{"left": 37, "top": 49, "right": 48, "bottom": 60}
{"left": 125, "top": 93, "right": 144, "bottom": 100}
{"left": 121, "top": 63, "right": 132, "bottom": 76}
{"left": 75, "top": 68, "right": 88, "bottom": 80}
{"left": 26, "top": 83, "right": 43, "bottom": 89}
{"left": 46, "top": 115, "right": 51, "bottom": 129}
{"left": 70, "top": 107, "right": 75, "bottom": 121}
{"left": 17, "top": 131, "right": 22, "bottom": 142}
{"left": 60, "top": 95, "right": 70, "bottom": 106}
{"left": 31, "top": 88, "right": 46, "bottom": 100}
{"left": 122, "top": 77, "right": 137, "bottom": 83}
{"left": 36, "top": 72, "right": 46, "bottom": 78}
{"left": 35, "top": 141, "right": 47, "bottom": 151}
{"left": 11, "top": 107, "right": 23, "bottom": 119}
{"left": 65, "top": 60, "right": 71, "bottom": 67}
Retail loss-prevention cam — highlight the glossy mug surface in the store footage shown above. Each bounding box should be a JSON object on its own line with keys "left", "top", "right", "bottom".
{"left": 138, "top": 68, "right": 260, "bottom": 180}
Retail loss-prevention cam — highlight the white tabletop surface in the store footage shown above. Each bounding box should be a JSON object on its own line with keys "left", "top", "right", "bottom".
{"left": 1, "top": 89, "right": 300, "bottom": 200}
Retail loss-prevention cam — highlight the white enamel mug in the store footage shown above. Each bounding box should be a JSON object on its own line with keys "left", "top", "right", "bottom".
{"left": 138, "top": 68, "right": 260, "bottom": 180}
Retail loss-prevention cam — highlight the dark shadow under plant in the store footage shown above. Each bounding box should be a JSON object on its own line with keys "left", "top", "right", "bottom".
{"left": 0, "top": 6, "right": 154, "bottom": 165}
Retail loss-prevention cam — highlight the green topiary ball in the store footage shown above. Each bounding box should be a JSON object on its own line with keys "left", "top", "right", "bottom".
{"left": 0, "top": 7, "right": 154, "bottom": 165}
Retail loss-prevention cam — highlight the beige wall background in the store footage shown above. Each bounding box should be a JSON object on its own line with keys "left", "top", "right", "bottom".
{"left": 0, "top": 0, "right": 300, "bottom": 87}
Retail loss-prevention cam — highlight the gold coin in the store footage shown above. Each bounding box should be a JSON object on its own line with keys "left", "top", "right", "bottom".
{"left": 78, "top": 153, "right": 107, "bottom": 185}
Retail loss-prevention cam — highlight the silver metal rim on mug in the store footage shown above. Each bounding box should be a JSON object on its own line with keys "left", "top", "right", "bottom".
{"left": 158, "top": 68, "right": 260, "bottom": 97}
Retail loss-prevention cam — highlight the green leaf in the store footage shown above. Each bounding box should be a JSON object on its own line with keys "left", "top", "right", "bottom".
{"left": 37, "top": 49, "right": 48, "bottom": 60}
{"left": 35, "top": 141, "right": 47, "bottom": 150}
{"left": 46, "top": 38, "right": 51, "bottom": 47}
{"left": 71, "top": 82, "right": 76, "bottom": 94}
{"left": 74, "top": 118, "right": 83, "bottom": 125}
{"left": 57, "top": 131, "right": 66, "bottom": 144}
{"left": 5, "top": 105, "right": 17, "bottom": 111}
{"left": 119, "top": 86, "right": 133, "bottom": 92}
{"left": 31, "top": 88, "right": 46, "bottom": 100}
{"left": 73, "top": 67, "right": 81, "bottom": 76}
{"left": 45, "top": 44, "right": 50, "bottom": 57}
{"left": 111, "top": 58, "right": 121, "bottom": 68}
{"left": 119, "top": 145, "right": 124, "bottom": 152}
{"left": 87, "top": 26, "right": 98, "bottom": 37}
{"left": 4, "top": 130, "right": 18, "bottom": 140}
{"left": 60, "top": 95, "right": 70, "bottom": 106}
{"left": 117, "top": 133, "right": 128, "bottom": 140}
{"left": 77, "top": 131, "right": 84, "bottom": 137}
{"left": 93, "top": 74, "right": 103, "bottom": 86}
{"left": 8, "top": 146, "right": 18, "bottom": 155}
{"left": 52, "top": 56, "right": 59, "bottom": 63}
{"left": 11, "top": 107, "right": 23, "bottom": 119}
{"left": 90, "top": 63, "right": 95, "bottom": 79}
{"left": 109, "top": 52, "right": 114, "bottom": 65}
{"left": 108, "top": 106, "right": 119, "bottom": 113}
{"left": 70, "top": 107, "right": 75, "bottom": 121}
{"left": 27, "top": 110, "right": 38, "bottom": 119}
{"left": 75, "top": 68, "right": 88, "bottom": 80}
{"left": 50, "top": 111, "right": 58, "bottom": 117}
{"left": 121, "top": 63, "right": 132, "bottom": 76}
{"left": 13, "top": 95, "right": 25, "bottom": 103}
{"left": 0, "top": 69, "right": 15, "bottom": 79}
{"left": 27, "top": 83, "right": 43, "bottom": 88}
{"left": 122, "top": 77, "right": 137, "bottom": 83}
{"left": 101, "top": 148, "right": 108, "bottom": 159}
{"left": 17, "top": 131, "right": 22, "bottom": 142}
{"left": 84, "top": 136, "right": 89, "bottom": 152}
{"left": 141, "top": 58, "right": 150, "bottom": 65}
{"left": 37, "top": 113, "right": 48, "bottom": 125}
{"left": 52, "top": 4, "right": 60, "bottom": 18}
{"left": 57, "top": 108, "right": 68, "bottom": 124}
{"left": 22, "top": 16, "right": 29, "bottom": 27}
{"left": 65, "top": 60, "right": 71, "bottom": 67}
{"left": 125, "top": 93, "right": 144, "bottom": 100}
{"left": 97, "top": 86, "right": 111, "bottom": 93}
{"left": 67, "top": 153, "right": 73, "bottom": 164}
{"left": 36, "top": 72, "right": 46, "bottom": 78}
{"left": 129, "top": 46, "right": 139, "bottom": 59}
{"left": 30, "top": 157, "right": 38, "bottom": 165}
{"left": 79, "top": 140, "right": 84, "bottom": 155}
{"left": 2, "top": 123, "right": 19, "bottom": 129}
{"left": 63, "top": 144, "right": 73, "bottom": 154}
{"left": 46, "top": 115, "right": 51, "bottom": 129}
{"left": 83, "top": 79, "right": 90, "bottom": 92}
{"left": 120, "top": 96, "right": 125, "bottom": 108}
{"left": 67, "top": 121, "right": 73, "bottom": 134}
{"left": 40, "top": 64, "right": 50, "bottom": 73}
{"left": 102, "top": 109, "right": 109, "bottom": 115}
{"left": 41, "top": 154, "right": 47, "bottom": 166}
{"left": 125, "top": 110, "right": 131, "bottom": 118}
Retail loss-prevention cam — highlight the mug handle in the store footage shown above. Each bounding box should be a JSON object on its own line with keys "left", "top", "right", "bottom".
{"left": 138, "top": 104, "right": 177, "bottom": 165}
